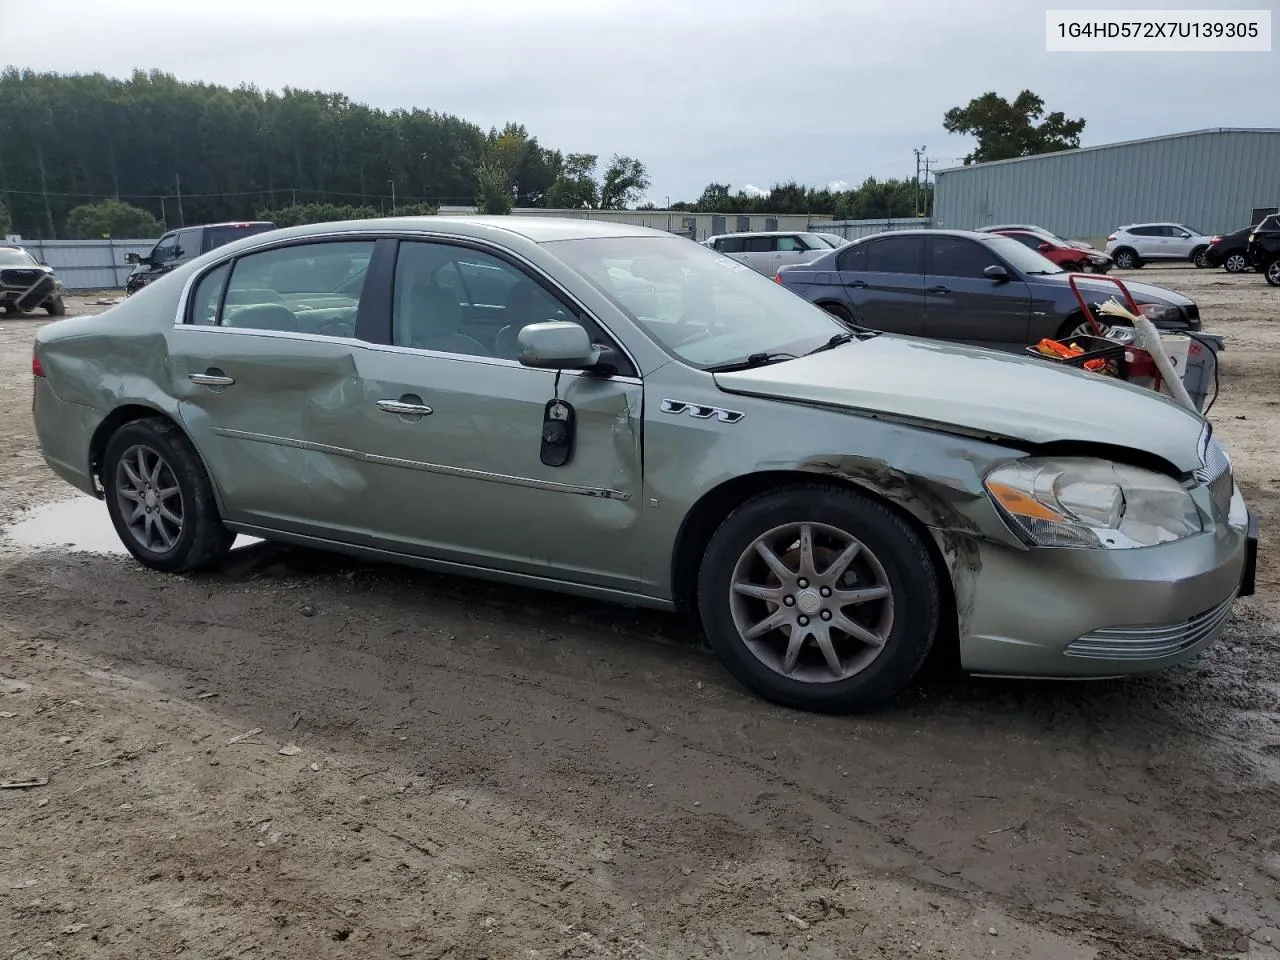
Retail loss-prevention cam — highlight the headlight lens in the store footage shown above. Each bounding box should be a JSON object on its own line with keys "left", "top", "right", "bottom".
{"left": 1138, "top": 303, "right": 1180, "bottom": 323}
{"left": 985, "top": 457, "right": 1203, "bottom": 549}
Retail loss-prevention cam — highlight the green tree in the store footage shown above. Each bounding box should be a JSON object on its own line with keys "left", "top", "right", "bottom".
{"left": 544, "top": 153, "right": 599, "bottom": 209}
{"left": 0, "top": 199, "right": 9, "bottom": 236}
{"left": 65, "top": 199, "right": 161, "bottom": 238}
{"left": 475, "top": 162, "right": 513, "bottom": 215}
{"left": 943, "top": 90, "right": 1085, "bottom": 164}
{"left": 599, "top": 155, "right": 651, "bottom": 209}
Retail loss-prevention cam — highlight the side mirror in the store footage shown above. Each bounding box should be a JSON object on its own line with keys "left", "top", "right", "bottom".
{"left": 983, "top": 264, "right": 1010, "bottom": 282}
{"left": 517, "top": 321, "right": 602, "bottom": 370}
{"left": 1037, "top": 242, "right": 1052, "bottom": 252}
{"left": 124, "top": 252, "right": 142, "bottom": 264}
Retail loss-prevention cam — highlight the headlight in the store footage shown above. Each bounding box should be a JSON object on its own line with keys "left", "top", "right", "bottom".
{"left": 985, "top": 458, "right": 1203, "bottom": 549}
{"left": 1138, "top": 303, "right": 1180, "bottom": 323}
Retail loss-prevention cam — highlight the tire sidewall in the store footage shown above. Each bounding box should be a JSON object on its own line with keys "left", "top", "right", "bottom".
{"left": 1224, "top": 253, "right": 1246, "bottom": 273}
{"left": 103, "top": 420, "right": 208, "bottom": 572}
{"left": 1267, "top": 259, "right": 1280, "bottom": 287}
{"left": 697, "top": 485, "right": 939, "bottom": 713}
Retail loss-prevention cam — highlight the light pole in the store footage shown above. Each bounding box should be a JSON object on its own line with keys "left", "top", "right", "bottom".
{"left": 389, "top": 179, "right": 397, "bottom": 215}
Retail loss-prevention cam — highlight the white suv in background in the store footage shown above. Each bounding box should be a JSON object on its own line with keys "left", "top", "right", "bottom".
{"left": 704, "top": 231, "right": 837, "bottom": 276}
{"left": 1105, "top": 222, "right": 1214, "bottom": 269}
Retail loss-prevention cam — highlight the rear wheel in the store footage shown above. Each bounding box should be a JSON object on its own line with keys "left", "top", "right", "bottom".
{"left": 102, "top": 418, "right": 235, "bottom": 573}
{"left": 1111, "top": 248, "right": 1140, "bottom": 270}
{"left": 1224, "top": 252, "right": 1249, "bottom": 274}
{"left": 1266, "top": 258, "right": 1280, "bottom": 287}
{"left": 696, "top": 484, "right": 939, "bottom": 713}
{"left": 1192, "top": 247, "right": 1210, "bottom": 268}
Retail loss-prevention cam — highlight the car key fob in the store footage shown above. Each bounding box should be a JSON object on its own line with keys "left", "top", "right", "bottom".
{"left": 540, "top": 399, "right": 575, "bottom": 467}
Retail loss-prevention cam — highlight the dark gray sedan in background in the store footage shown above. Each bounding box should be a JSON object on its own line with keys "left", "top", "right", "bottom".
{"left": 776, "top": 229, "right": 1202, "bottom": 350}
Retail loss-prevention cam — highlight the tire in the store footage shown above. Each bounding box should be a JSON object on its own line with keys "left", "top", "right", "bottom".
{"left": 1111, "top": 248, "right": 1140, "bottom": 270}
{"left": 1192, "top": 247, "right": 1210, "bottom": 268}
{"left": 1062, "top": 261, "right": 1083, "bottom": 272}
{"left": 819, "top": 301, "right": 855, "bottom": 324}
{"left": 696, "top": 483, "right": 940, "bottom": 713}
{"left": 102, "top": 417, "right": 235, "bottom": 573}
{"left": 1056, "top": 313, "right": 1113, "bottom": 341}
{"left": 1266, "top": 257, "right": 1280, "bottom": 287}
{"left": 44, "top": 295, "right": 66, "bottom": 317}
{"left": 1224, "top": 252, "right": 1249, "bottom": 274}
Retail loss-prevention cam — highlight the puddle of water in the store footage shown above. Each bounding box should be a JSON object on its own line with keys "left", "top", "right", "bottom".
{"left": 4, "top": 496, "right": 258, "bottom": 555}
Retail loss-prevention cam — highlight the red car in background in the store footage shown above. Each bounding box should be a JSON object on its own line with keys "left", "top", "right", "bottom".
{"left": 984, "top": 227, "right": 1112, "bottom": 273}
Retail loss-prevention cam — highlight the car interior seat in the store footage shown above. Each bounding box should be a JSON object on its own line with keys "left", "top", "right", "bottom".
{"left": 397, "top": 273, "right": 490, "bottom": 356}
{"left": 225, "top": 303, "right": 300, "bottom": 332}
{"left": 493, "top": 278, "right": 564, "bottom": 360}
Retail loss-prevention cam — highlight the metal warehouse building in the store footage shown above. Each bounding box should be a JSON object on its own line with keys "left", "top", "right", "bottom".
{"left": 932, "top": 127, "right": 1280, "bottom": 244}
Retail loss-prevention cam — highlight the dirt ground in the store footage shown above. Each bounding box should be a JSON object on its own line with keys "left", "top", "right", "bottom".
{"left": 0, "top": 273, "right": 1277, "bottom": 960}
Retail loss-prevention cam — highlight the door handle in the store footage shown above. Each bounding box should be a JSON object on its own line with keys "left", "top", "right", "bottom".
{"left": 846, "top": 280, "right": 867, "bottom": 288}
{"left": 927, "top": 285, "right": 950, "bottom": 294}
{"left": 189, "top": 372, "right": 235, "bottom": 386}
{"left": 377, "top": 399, "right": 434, "bottom": 417}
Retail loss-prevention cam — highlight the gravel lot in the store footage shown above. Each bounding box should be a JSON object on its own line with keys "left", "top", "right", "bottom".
{"left": 0, "top": 270, "right": 1277, "bottom": 960}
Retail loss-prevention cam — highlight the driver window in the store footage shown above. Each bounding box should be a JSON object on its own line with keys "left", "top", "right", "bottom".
{"left": 776, "top": 236, "right": 802, "bottom": 252}
{"left": 927, "top": 237, "right": 996, "bottom": 279}
{"left": 151, "top": 234, "right": 178, "bottom": 263}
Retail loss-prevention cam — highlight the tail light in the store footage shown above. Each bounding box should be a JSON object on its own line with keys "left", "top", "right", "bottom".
{"left": 32, "top": 351, "right": 45, "bottom": 377}
{"left": 774, "top": 273, "right": 783, "bottom": 284}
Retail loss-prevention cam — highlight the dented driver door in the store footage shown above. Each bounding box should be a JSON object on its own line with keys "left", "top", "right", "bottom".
{"left": 355, "top": 350, "right": 646, "bottom": 592}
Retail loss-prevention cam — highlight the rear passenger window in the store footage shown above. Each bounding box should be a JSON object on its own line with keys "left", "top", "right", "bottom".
{"left": 744, "top": 235, "right": 774, "bottom": 253}
{"left": 189, "top": 262, "right": 230, "bottom": 326}
{"left": 205, "top": 240, "right": 375, "bottom": 336}
{"left": 717, "top": 237, "right": 745, "bottom": 253}
{"left": 864, "top": 236, "right": 922, "bottom": 274}
{"left": 836, "top": 243, "right": 867, "bottom": 271}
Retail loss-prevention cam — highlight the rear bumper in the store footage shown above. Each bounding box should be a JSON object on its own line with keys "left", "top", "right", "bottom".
{"left": 32, "top": 378, "right": 104, "bottom": 498}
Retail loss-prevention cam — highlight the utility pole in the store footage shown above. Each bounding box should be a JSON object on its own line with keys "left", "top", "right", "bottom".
{"left": 913, "top": 146, "right": 927, "bottom": 218}
{"left": 174, "top": 173, "right": 185, "bottom": 227}
{"left": 922, "top": 157, "right": 934, "bottom": 218}
{"left": 36, "top": 144, "right": 56, "bottom": 239}
{"left": 389, "top": 179, "right": 397, "bottom": 215}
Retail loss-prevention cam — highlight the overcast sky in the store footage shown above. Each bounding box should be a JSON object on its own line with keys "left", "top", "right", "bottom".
{"left": 4, "top": 0, "right": 1276, "bottom": 204}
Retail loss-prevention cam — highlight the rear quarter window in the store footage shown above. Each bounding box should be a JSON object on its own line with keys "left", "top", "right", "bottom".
{"left": 206, "top": 225, "right": 276, "bottom": 250}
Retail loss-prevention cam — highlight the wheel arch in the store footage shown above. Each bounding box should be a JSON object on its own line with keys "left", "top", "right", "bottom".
{"left": 668, "top": 468, "right": 959, "bottom": 649}
{"left": 88, "top": 404, "right": 224, "bottom": 512}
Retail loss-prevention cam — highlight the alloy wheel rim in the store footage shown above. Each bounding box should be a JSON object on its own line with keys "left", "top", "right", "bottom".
{"left": 728, "top": 521, "right": 894, "bottom": 683}
{"left": 1116, "top": 252, "right": 1134, "bottom": 268}
{"left": 115, "top": 444, "right": 184, "bottom": 553}
{"left": 1226, "top": 254, "right": 1246, "bottom": 272}
{"left": 1269, "top": 262, "right": 1280, "bottom": 284}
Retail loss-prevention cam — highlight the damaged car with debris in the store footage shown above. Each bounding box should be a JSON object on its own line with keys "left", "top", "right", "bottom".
{"left": 0, "top": 245, "right": 66, "bottom": 316}
{"left": 30, "top": 217, "right": 1258, "bottom": 713}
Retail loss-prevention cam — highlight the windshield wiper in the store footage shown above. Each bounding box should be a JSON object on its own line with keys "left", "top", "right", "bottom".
{"left": 803, "top": 332, "right": 856, "bottom": 356}
{"left": 705, "top": 352, "right": 796, "bottom": 373}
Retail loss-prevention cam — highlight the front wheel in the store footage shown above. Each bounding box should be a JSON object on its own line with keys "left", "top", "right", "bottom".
{"left": 697, "top": 485, "right": 940, "bottom": 713}
{"left": 44, "top": 295, "right": 66, "bottom": 316}
{"left": 1266, "top": 258, "right": 1280, "bottom": 287}
{"left": 1062, "top": 261, "right": 1083, "bottom": 272}
{"left": 1111, "top": 248, "right": 1140, "bottom": 269}
{"left": 102, "top": 417, "right": 235, "bottom": 573}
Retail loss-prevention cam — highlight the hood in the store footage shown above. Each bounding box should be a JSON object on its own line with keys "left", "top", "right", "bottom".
{"left": 1035, "top": 273, "right": 1192, "bottom": 307}
{"left": 713, "top": 335, "right": 1206, "bottom": 472}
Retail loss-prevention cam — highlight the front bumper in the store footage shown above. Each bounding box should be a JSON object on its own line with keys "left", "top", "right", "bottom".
{"left": 958, "top": 488, "right": 1255, "bottom": 678}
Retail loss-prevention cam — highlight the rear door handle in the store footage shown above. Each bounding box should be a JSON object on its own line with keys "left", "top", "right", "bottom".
{"left": 189, "top": 372, "right": 235, "bottom": 386}
{"left": 377, "top": 399, "right": 434, "bottom": 417}
{"left": 927, "top": 285, "right": 950, "bottom": 294}
{"left": 845, "top": 280, "right": 867, "bottom": 288}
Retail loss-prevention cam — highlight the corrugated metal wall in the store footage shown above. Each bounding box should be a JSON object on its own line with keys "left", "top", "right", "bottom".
{"left": 933, "top": 129, "right": 1280, "bottom": 242}
{"left": 439, "top": 207, "right": 814, "bottom": 240}
{"left": 14, "top": 239, "right": 153, "bottom": 292}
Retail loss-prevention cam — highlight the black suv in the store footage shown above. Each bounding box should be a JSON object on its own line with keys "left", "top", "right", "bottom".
{"left": 1246, "top": 215, "right": 1280, "bottom": 286}
{"left": 125, "top": 221, "right": 277, "bottom": 295}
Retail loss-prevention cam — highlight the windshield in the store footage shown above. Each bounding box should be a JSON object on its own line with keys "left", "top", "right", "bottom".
{"left": 546, "top": 235, "right": 847, "bottom": 367}
{"left": 816, "top": 233, "right": 846, "bottom": 248}
{"left": 0, "top": 248, "right": 36, "bottom": 267}
{"left": 982, "top": 235, "right": 1064, "bottom": 275}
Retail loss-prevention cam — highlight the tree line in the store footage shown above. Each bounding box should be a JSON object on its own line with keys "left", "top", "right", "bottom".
{"left": 0, "top": 67, "right": 1081, "bottom": 240}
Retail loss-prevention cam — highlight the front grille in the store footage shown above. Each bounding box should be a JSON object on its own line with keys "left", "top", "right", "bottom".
{"left": 0, "top": 269, "right": 43, "bottom": 287}
{"left": 1064, "top": 595, "right": 1236, "bottom": 661}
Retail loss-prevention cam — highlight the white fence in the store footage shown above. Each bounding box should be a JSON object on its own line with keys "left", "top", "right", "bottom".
{"left": 13, "top": 216, "right": 933, "bottom": 291}
{"left": 13, "top": 238, "right": 154, "bottom": 292}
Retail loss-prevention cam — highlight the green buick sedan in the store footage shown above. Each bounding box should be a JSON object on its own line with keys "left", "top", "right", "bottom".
{"left": 31, "top": 217, "right": 1258, "bottom": 713}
